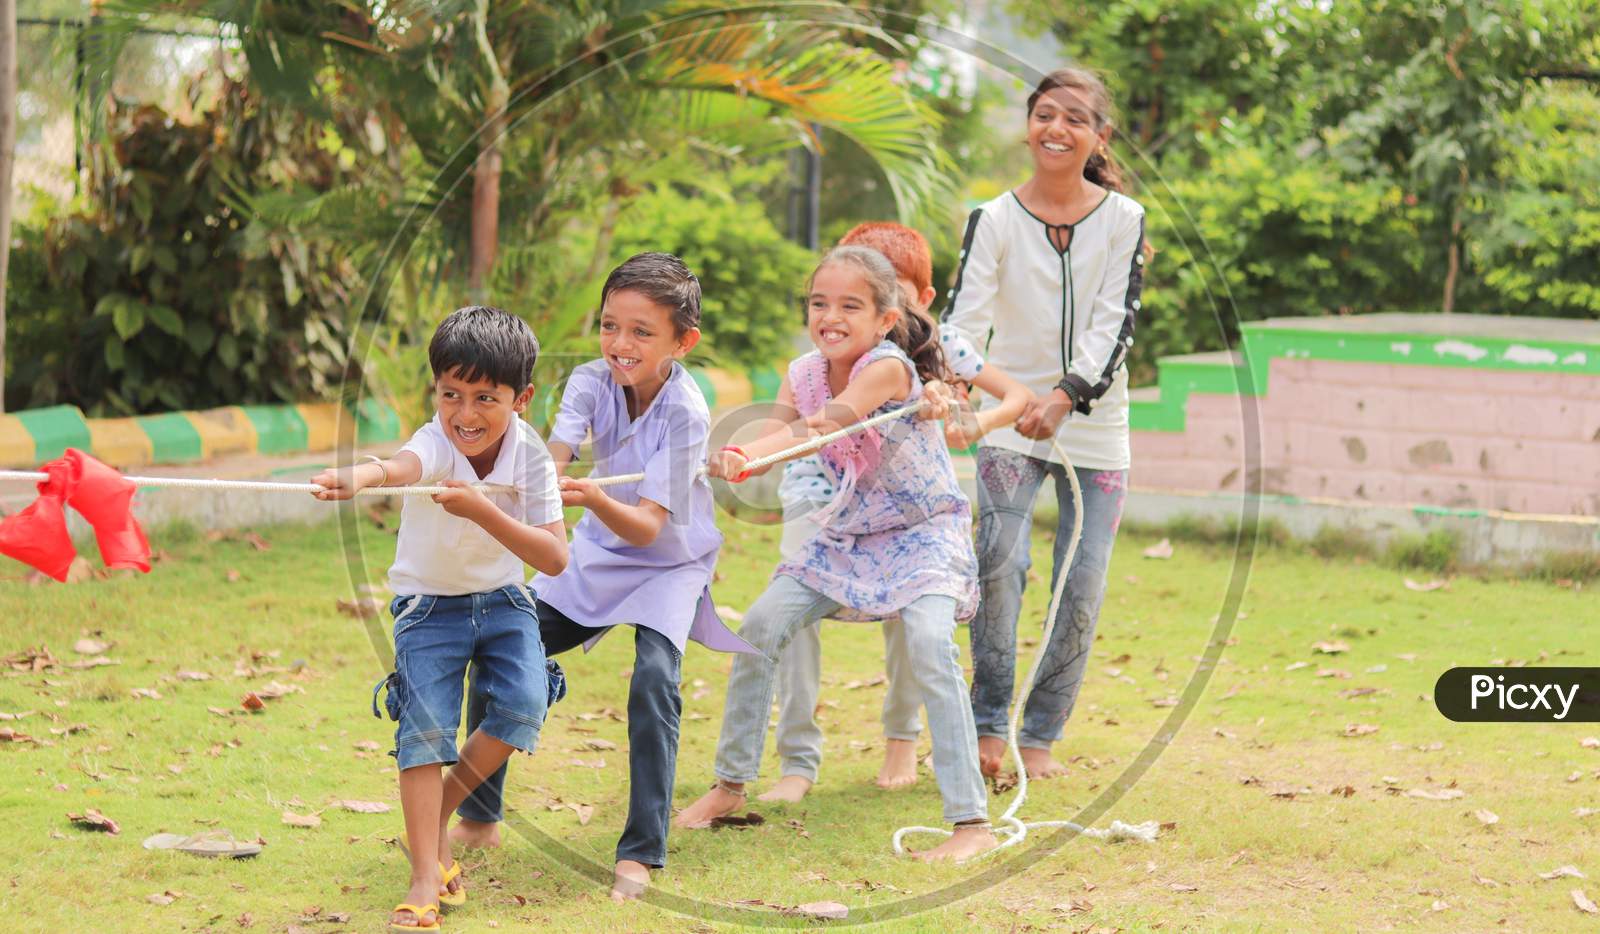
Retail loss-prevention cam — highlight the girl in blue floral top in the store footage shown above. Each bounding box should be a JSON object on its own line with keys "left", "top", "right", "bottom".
{"left": 676, "top": 245, "right": 998, "bottom": 862}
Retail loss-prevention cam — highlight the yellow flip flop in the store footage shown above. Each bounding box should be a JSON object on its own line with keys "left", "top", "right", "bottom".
{"left": 388, "top": 902, "right": 440, "bottom": 932}
{"left": 396, "top": 832, "right": 466, "bottom": 907}
{"left": 438, "top": 860, "right": 467, "bottom": 908}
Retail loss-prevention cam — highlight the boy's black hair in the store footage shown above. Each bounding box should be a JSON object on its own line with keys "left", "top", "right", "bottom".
{"left": 599, "top": 251, "right": 702, "bottom": 335}
{"left": 428, "top": 305, "right": 540, "bottom": 390}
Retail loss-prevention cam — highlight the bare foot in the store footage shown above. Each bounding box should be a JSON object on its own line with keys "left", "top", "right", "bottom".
{"left": 674, "top": 782, "right": 747, "bottom": 829}
{"left": 448, "top": 818, "right": 501, "bottom": 850}
{"left": 391, "top": 873, "right": 442, "bottom": 928}
{"left": 876, "top": 738, "right": 919, "bottom": 789}
{"left": 757, "top": 775, "right": 813, "bottom": 803}
{"left": 1019, "top": 745, "right": 1069, "bottom": 779}
{"left": 977, "top": 735, "right": 1006, "bottom": 777}
{"left": 611, "top": 859, "right": 650, "bottom": 902}
{"left": 911, "top": 822, "right": 999, "bottom": 862}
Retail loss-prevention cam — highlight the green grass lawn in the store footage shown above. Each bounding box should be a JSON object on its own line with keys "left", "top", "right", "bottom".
{"left": 2, "top": 513, "right": 1597, "bottom": 932}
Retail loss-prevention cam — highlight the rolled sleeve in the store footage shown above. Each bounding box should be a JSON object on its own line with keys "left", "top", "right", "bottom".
{"left": 549, "top": 366, "right": 601, "bottom": 454}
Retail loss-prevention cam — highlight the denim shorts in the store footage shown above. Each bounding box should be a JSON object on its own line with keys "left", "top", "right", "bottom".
{"left": 371, "top": 586, "right": 566, "bottom": 770}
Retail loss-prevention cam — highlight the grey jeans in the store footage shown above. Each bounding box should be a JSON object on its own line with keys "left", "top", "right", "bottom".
{"left": 774, "top": 618, "right": 923, "bottom": 781}
{"left": 970, "top": 447, "right": 1126, "bottom": 748}
{"left": 715, "top": 574, "right": 987, "bottom": 824}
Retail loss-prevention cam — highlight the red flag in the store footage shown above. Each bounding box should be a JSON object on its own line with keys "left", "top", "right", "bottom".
{"left": 63, "top": 449, "right": 151, "bottom": 573}
{"left": 0, "top": 461, "right": 77, "bottom": 581}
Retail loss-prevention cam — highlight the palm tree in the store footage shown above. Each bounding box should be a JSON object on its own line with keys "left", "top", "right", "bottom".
{"left": 81, "top": 1, "right": 955, "bottom": 301}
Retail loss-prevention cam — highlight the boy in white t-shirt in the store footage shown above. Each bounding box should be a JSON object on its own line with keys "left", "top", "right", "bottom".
{"left": 312, "top": 305, "right": 568, "bottom": 932}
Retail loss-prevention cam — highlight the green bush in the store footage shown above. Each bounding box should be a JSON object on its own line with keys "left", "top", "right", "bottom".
{"left": 1136, "top": 116, "right": 1433, "bottom": 377}
{"left": 4, "top": 79, "right": 369, "bottom": 415}
{"left": 1384, "top": 528, "right": 1461, "bottom": 575}
{"left": 609, "top": 183, "right": 816, "bottom": 368}
{"left": 1309, "top": 523, "right": 1378, "bottom": 561}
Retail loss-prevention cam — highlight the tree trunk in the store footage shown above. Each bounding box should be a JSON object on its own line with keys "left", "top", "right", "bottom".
{"left": 0, "top": 0, "right": 15, "bottom": 412}
{"left": 1442, "top": 165, "right": 1468, "bottom": 314}
{"left": 466, "top": 0, "right": 508, "bottom": 301}
{"left": 467, "top": 86, "right": 506, "bottom": 300}
{"left": 579, "top": 188, "right": 624, "bottom": 336}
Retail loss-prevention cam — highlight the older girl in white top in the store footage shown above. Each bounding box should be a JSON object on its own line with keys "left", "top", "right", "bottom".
{"left": 942, "top": 66, "right": 1148, "bottom": 780}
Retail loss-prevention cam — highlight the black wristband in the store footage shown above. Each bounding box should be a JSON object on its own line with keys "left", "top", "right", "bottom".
{"left": 1054, "top": 378, "right": 1083, "bottom": 410}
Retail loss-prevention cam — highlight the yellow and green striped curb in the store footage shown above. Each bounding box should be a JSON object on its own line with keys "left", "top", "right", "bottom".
{"left": 2, "top": 364, "right": 766, "bottom": 469}
{"left": 0, "top": 400, "right": 404, "bottom": 469}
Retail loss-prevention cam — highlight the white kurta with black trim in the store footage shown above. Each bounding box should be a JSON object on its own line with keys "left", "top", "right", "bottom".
{"left": 942, "top": 189, "right": 1146, "bottom": 471}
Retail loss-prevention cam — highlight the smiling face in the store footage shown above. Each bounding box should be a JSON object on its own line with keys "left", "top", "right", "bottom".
{"left": 598, "top": 288, "right": 699, "bottom": 400}
{"left": 1026, "top": 85, "right": 1112, "bottom": 178}
{"left": 807, "top": 261, "right": 900, "bottom": 368}
{"left": 434, "top": 368, "right": 533, "bottom": 469}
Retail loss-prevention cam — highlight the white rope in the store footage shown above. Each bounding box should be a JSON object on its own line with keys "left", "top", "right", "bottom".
{"left": 588, "top": 398, "right": 929, "bottom": 488}
{"left": 0, "top": 401, "right": 927, "bottom": 496}
{"left": 0, "top": 470, "right": 514, "bottom": 497}
{"left": 890, "top": 436, "right": 1160, "bottom": 857}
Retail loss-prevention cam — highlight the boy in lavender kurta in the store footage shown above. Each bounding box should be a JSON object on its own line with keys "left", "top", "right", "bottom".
{"left": 453, "top": 252, "right": 750, "bottom": 901}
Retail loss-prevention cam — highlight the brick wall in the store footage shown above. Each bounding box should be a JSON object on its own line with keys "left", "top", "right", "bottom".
{"left": 1131, "top": 358, "right": 1600, "bottom": 516}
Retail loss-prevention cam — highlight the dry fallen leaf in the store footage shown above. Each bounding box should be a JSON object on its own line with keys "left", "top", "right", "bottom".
{"left": 68, "top": 809, "right": 120, "bottom": 834}
{"left": 1574, "top": 889, "right": 1599, "bottom": 915}
{"left": 0, "top": 726, "right": 35, "bottom": 744}
{"left": 244, "top": 532, "right": 271, "bottom": 552}
{"left": 1472, "top": 809, "right": 1499, "bottom": 826}
{"left": 281, "top": 811, "right": 322, "bottom": 828}
{"left": 1170, "top": 883, "right": 1198, "bottom": 892}
{"left": 788, "top": 902, "right": 848, "bottom": 921}
{"left": 333, "top": 800, "right": 391, "bottom": 814}
{"left": 1540, "top": 866, "right": 1586, "bottom": 881}
{"left": 354, "top": 740, "right": 380, "bottom": 752}
{"left": 73, "top": 638, "right": 111, "bottom": 655}
{"left": 1575, "top": 808, "right": 1599, "bottom": 819}
{"left": 1404, "top": 578, "right": 1447, "bottom": 592}
{"left": 1581, "top": 737, "right": 1599, "bottom": 750}
{"left": 129, "top": 687, "right": 162, "bottom": 700}
{"left": 1342, "top": 724, "right": 1380, "bottom": 738}
{"left": 715, "top": 605, "right": 745, "bottom": 622}
{"left": 65, "top": 556, "right": 95, "bottom": 583}
{"left": 67, "top": 656, "right": 117, "bottom": 670}
{"left": 1312, "top": 641, "right": 1350, "bottom": 655}
{"left": 1142, "top": 538, "right": 1173, "bottom": 560}
{"left": 336, "top": 597, "right": 382, "bottom": 619}
{"left": 568, "top": 803, "right": 594, "bottom": 826}
{"left": 175, "top": 670, "right": 211, "bottom": 682}
{"left": 145, "top": 891, "right": 180, "bottom": 906}
{"left": 225, "top": 569, "right": 242, "bottom": 583}
{"left": 1472, "top": 871, "right": 1501, "bottom": 887}
{"left": 1405, "top": 788, "right": 1465, "bottom": 801}
{"left": 255, "top": 681, "right": 303, "bottom": 700}
{"left": 584, "top": 738, "right": 618, "bottom": 751}
{"left": 241, "top": 693, "right": 266, "bottom": 712}
{"left": 843, "top": 674, "right": 888, "bottom": 690}
{"left": 1285, "top": 661, "right": 1310, "bottom": 671}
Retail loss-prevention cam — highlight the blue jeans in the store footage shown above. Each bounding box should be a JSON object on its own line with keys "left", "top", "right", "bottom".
{"left": 374, "top": 588, "right": 549, "bottom": 771}
{"left": 458, "top": 600, "right": 683, "bottom": 869}
{"left": 970, "top": 447, "right": 1126, "bottom": 748}
{"left": 715, "top": 575, "right": 987, "bottom": 824}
